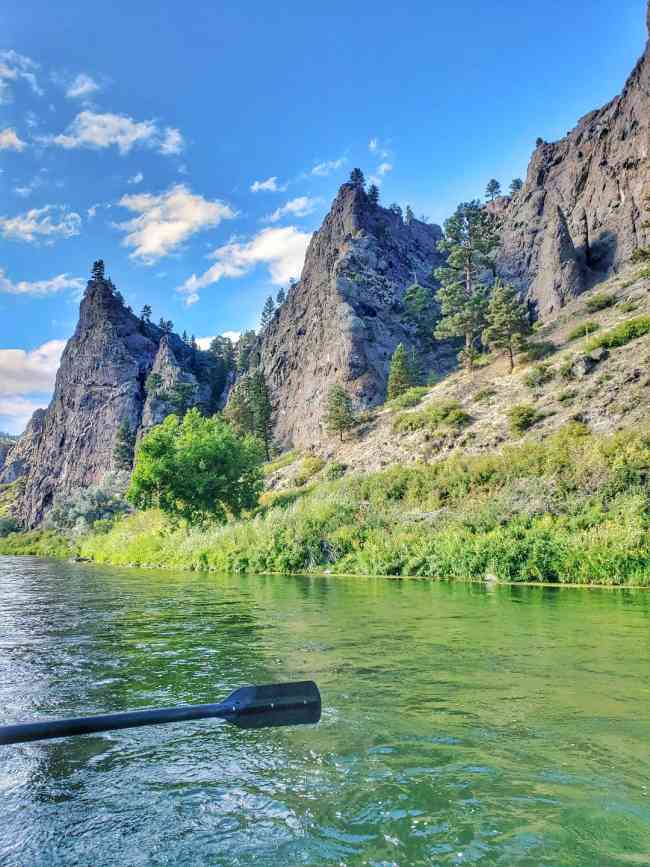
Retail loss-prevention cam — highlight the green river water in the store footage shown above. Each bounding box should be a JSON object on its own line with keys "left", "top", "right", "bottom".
{"left": 0, "top": 556, "right": 649, "bottom": 866}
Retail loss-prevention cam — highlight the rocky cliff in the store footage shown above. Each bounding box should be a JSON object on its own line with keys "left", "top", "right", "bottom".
{"left": 2, "top": 277, "right": 217, "bottom": 527}
{"left": 498, "top": 4, "right": 650, "bottom": 315}
{"left": 254, "top": 183, "right": 450, "bottom": 447}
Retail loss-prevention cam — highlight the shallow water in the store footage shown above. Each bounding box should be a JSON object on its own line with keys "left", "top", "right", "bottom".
{"left": 0, "top": 556, "right": 649, "bottom": 865}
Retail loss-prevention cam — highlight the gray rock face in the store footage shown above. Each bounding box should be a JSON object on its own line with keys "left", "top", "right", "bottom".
{"left": 255, "top": 183, "right": 449, "bottom": 447}
{"left": 499, "top": 8, "right": 650, "bottom": 315}
{"left": 4, "top": 278, "right": 213, "bottom": 528}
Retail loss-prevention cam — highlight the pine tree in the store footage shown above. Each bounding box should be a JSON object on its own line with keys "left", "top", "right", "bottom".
{"left": 223, "top": 377, "right": 255, "bottom": 434}
{"left": 158, "top": 318, "right": 173, "bottom": 333}
{"left": 323, "top": 385, "right": 355, "bottom": 442}
{"left": 249, "top": 370, "right": 273, "bottom": 460}
{"left": 237, "top": 330, "right": 257, "bottom": 372}
{"left": 367, "top": 184, "right": 380, "bottom": 206}
{"left": 260, "top": 295, "right": 275, "bottom": 329}
{"left": 387, "top": 343, "right": 415, "bottom": 399}
{"left": 404, "top": 282, "right": 438, "bottom": 347}
{"left": 113, "top": 420, "right": 136, "bottom": 471}
{"left": 276, "top": 288, "right": 286, "bottom": 305}
{"left": 389, "top": 203, "right": 403, "bottom": 219}
{"left": 485, "top": 179, "right": 501, "bottom": 202}
{"left": 140, "top": 304, "right": 152, "bottom": 323}
{"left": 350, "top": 168, "right": 365, "bottom": 188}
{"left": 182, "top": 330, "right": 189, "bottom": 344}
{"left": 91, "top": 260, "right": 105, "bottom": 281}
{"left": 509, "top": 178, "right": 523, "bottom": 196}
{"left": 405, "top": 205, "right": 415, "bottom": 225}
{"left": 434, "top": 200, "right": 500, "bottom": 369}
{"left": 482, "top": 279, "right": 531, "bottom": 373}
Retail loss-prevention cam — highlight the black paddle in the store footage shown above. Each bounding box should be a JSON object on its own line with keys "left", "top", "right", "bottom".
{"left": 0, "top": 681, "right": 321, "bottom": 745}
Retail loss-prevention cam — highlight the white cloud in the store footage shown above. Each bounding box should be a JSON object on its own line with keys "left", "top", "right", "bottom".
{"left": 50, "top": 111, "right": 184, "bottom": 156}
{"left": 250, "top": 176, "right": 284, "bottom": 193}
{"left": 369, "top": 138, "right": 378, "bottom": 152}
{"left": 0, "top": 268, "right": 84, "bottom": 297}
{"left": 311, "top": 157, "right": 345, "bottom": 177}
{"left": 377, "top": 162, "right": 393, "bottom": 176}
{"left": 196, "top": 331, "right": 241, "bottom": 350}
{"left": 14, "top": 175, "right": 43, "bottom": 197}
{"left": 0, "top": 339, "right": 66, "bottom": 395}
{"left": 222, "top": 330, "right": 241, "bottom": 343}
{"left": 128, "top": 171, "right": 144, "bottom": 185}
{"left": 0, "top": 396, "right": 45, "bottom": 434}
{"left": 65, "top": 73, "right": 100, "bottom": 99}
{"left": 116, "top": 184, "right": 236, "bottom": 264}
{"left": 177, "top": 225, "right": 310, "bottom": 305}
{"left": 0, "top": 50, "right": 42, "bottom": 104}
{"left": 0, "top": 128, "right": 27, "bottom": 151}
{"left": 368, "top": 137, "right": 391, "bottom": 159}
{"left": 0, "top": 205, "right": 81, "bottom": 243}
{"left": 264, "top": 196, "right": 320, "bottom": 224}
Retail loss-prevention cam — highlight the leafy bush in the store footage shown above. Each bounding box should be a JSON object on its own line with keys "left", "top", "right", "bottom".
{"left": 558, "top": 389, "right": 578, "bottom": 403}
{"left": 473, "top": 387, "right": 497, "bottom": 403}
{"left": 522, "top": 341, "right": 556, "bottom": 362}
{"left": 524, "top": 363, "right": 554, "bottom": 389}
{"left": 507, "top": 404, "right": 542, "bottom": 435}
{"left": 631, "top": 247, "right": 650, "bottom": 264}
{"left": 585, "top": 292, "right": 616, "bottom": 313}
{"left": 618, "top": 300, "right": 639, "bottom": 314}
{"left": 386, "top": 386, "right": 430, "bottom": 410}
{"left": 559, "top": 357, "right": 577, "bottom": 381}
{"left": 585, "top": 316, "right": 650, "bottom": 351}
{"left": 393, "top": 399, "right": 470, "bottom": 434}
{"left": 294, "top": 456, "right": 326, "bottom": 486}
{"left": 567, "top": 321, "right": 600, "bottom": 341}
{"left": 45, "top": 472, "right": 131, "bottom": 537}
{"left": 264, "top": 450, "right": 299, "bottom": 476}
{"left": 325, "top": 461, "right": 348, "bottom": 481}
{"left": 0, "top": 515, "right": 19, "bottom": 537}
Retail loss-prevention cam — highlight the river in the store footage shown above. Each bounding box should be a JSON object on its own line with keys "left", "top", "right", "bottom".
{"left": 0, "top": 556, "right": 649, "bottom": 865}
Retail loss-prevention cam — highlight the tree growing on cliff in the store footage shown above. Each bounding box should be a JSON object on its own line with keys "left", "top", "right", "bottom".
{"left": 140, "top": 304, "right": 152, "bottom": 324}
{"left": 509, "top": 178, "right": 523, "bottom": 196}
{"left": 350, "top": 168, "right": 365, "bottom": 188}
{"left": 482, "top": 279, "right": 531, "bottom": 373}
{"left": 237, "top": 330, "right": 257, "bottom": 372}
{"left": 485, "top": 179, "right": 501, "bottom": 202}
{"left": 367, "top": 184, "right": 380, "bottom": 206}
{"left": 404, "top": 282, "right": 438, "bottom": 347}
{"left": 324, "top": 385, "right": 356, "bottom": 441}
{"left": 387, "top": 343, "right": 416, "bottom": 399}
{"left": 260, "top": 296, "right": 275, "bottom": 329}
{"left": 434, "top": 200, "right": 499, "bottom": 369}
{"left": 92, "top": 260, "right": 105, "bottom": 281}
{"left": 158, "top": 318, "right": 174, "bottom": 333}
{"left": 276, "top": 287, "right": 286, "bottom": 305}
{"left": 128, "top": 409, "right": 264, "bottom": 526}
{"left": 113, "top": 420, "right": 136, "bottom": 471}
{"left": 405, "top": 205, "right": 415, "bottom": 225}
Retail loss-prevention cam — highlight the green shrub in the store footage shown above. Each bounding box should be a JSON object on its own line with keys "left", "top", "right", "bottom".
{"left": 558, "top": 389, "right": 578, "bottom": 403}
{"left": 0, "top": 515, "right": 19, "bottom": 537}
{"left": 393, "top": 399, "right": 470, "bottom": 434}
{"left": 507, "top": 404, "right": 542, "bottom": 436}
{"left": 567, "top": 321, "right": 600, "bottom": 341}
{"left": 585, "top": 316, "right": 650, "bottom": 351}
{"left": 473, "top": 387, "right": 497, "bottom": 403}
{"left": 559, "top": 357, "right": 577, "bottom": 381}
{"left": 618, "top": 300, "right": 639, "bottom": 314}
{"left": 522, "top": 341, "right": 556, "bottom": 362}
{"left": 585, "top": 292, "right": 616, "bottom": 313}
{"left": 325, "top": 461, "right": 348, "bottom": 481}
{"left": 264, "top": 450, "right": 299, "bottom": 476}
{"left": 631, "top": 247, "right": 650, "bottom": 264}
{"left": 294, "top": 456, "right": 326, "bottom": 486}
{"left": 386, "top": 386, "right": 430, "bottom": 410}
{"left": 524, "top": 363, "right": 554, "bottom": 389}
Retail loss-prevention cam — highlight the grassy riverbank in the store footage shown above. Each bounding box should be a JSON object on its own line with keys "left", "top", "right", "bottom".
{"left": 3, "top": 422, "right": 650, "bottom": 585}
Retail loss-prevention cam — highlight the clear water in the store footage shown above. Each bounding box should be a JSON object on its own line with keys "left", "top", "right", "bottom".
{"left": 0, "top": 556, "right": 649, "bottom": 866}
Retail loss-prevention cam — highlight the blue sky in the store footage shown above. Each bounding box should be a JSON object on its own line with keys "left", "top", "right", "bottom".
{"left": 0, "top": 0, "right": 646, "bottom": 433}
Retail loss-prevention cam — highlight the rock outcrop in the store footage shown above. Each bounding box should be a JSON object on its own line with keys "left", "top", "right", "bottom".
{"left": 2, "top": 277, "right": 217, "bottom": 527}
{"left": 254, "top": 183, "right": 449, "bottom": 447}
{"left": 498, "top": 5, "right": 650, "bottom": 315}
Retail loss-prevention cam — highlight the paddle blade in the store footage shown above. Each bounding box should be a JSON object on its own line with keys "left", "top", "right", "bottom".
{"left": 221, "top": 681, "right": 321, "bottom": 729}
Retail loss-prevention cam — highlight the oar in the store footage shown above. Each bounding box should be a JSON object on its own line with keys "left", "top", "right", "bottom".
{"left": 0, "top": 681, "right": 321, "bottom": 745}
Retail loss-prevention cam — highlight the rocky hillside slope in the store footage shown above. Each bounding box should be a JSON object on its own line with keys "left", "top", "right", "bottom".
{"left": 1, "top": 277, "right": 218, "bottom": 528}
{"left": 497, "top": 3, "right": 650, "bottom": 316}
{"left": 254, "top": 182, "right": 452, "bottom": 447}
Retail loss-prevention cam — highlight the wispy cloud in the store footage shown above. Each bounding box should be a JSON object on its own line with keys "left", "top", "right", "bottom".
{"left": 0, "top": 339, "right": 66, "bottom": 394}
{"left": 263, "top": 195, "right": 320, "bottom": 224}
{"left": 177, "top": 225, "right": 310, "bottom": 305}
{"left": 0, "top": 268, "right": 84, "bottom": 296}
{"left": 0, "top": 396, "right": 46, "bottom": 434}
{"left": 14, "top": 175, "right": 44, "bottom": 197}
{"left": 87, "top": 202, "right": 111, "bottom": 219}
{"left": 250, "top": 176, "right": 285, "bottom": 193}
{"left": 0, "top": 50, "right": 42, "bottom": 104}
{"left": 0, "top": 205, "right": 81, "bottom": 243}
{"left": 311, "top": 157, "right": 345, "bottom": 177}
{"left": 49, "top": 111, "right": 185, "bottom": 156}
{"left": 65, "top": 73, "right": 100, "bottom": 99}
{"left": 0, "top": 127, "right": 27, "bottom": 151}
{"left": 368, "top": 137, "right": 391, "bottom": 159}
{"left": 116, "top": 184, "right": 236, "bottom": 264}
{"left": 128, "top": 171, "right": 144, "bottom": 185}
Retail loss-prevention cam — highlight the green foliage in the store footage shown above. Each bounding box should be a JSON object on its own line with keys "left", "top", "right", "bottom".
{"left": 509, "top": 178, "right": 523, "bottom": 196}
{"left": 618, "top": 300, "right": 639, "bottom": 314}
{"left": 91, "top": 259, "right": 105, "bottom": 281}
{"left": 631, "top": 247, "right": 650, "bottom": 264}
{"left": 0, "top": 529, "right": 75, "bottom": 558}
{"left": 567, "top": 321, "right": 600, "bottom": 341}
{"left": 524, "top": 363, "right": 554, "bottom": 389}
{"left": 405, "top": 204, "right": 415, "bottom": 224}
{"left": 325, "top": 461, "right": 348, "bottom": 481}
{"left": 145, "top": 372, "right": 162, "bottom": 394}
{"left": 393, "top": 399, "right": 470, "bottom": 434}
{"left": 434, "top": 200, "right": 499, "bottom": 367}
{"left": 386, "top": 386, "right": 430, "bottom": 409}
{"left": 127, "top": 408, "right": 264, "bottom": 525}
{"left": 163, "top": 382, "right": 195, "bottom": 416}
{"left": 294, "top": 456, "right": 326, "bottom": 486}
{"left": 323, "top": 384, "right": 356, "bottom": 441}
{"left": 349, "top": 168, "right": 365, "bottom": 187}
{"left": 46, "top": 471, "right": 131, "bottom": 537}
{"left": 473, "top": 387, "right": 497, "bottom": 403}
{"left": 113, "top": 420, "right": 136, "bottom": 471}
{"left": 387, "top": 343, "right": 416, "bottom": 399}
{"left": 483, "top": 279, "right": 531, "bottom": 371}
{"left": 403, "top": 282, "right": 438, "bottom": 346}
{"left": 521, "top": 340, "right": 556, "bottom": 362}
{"left": 585, "top": 292, "right": 616, "bottom": 313}
{"left": 508, "top": 404, "right": 542, "bottom": 435}
{"left": 236, "top": 330, "right": 257, "bottom": 373}
{"left": 0, "top": 515, "right": 19, "bottom": 537}
{"left": 140, "top": 304, "right": 152, "bottom": 323}
{"left": 260, "top": 295, "right": 276, "bottom": 329}
{"left": 367, "top": 183, "right": 380, "bottom": 206}
{"left": 264, "top": 450, "right": 299, "bottom": 476}
{"left": 558, "top": 388, "right": 578, "bottom": 403}
{"left": 276, "top": 288, "right": 286, "bottom": 305}
{"left": 485, "top": 179, "right": 501, "bottom": 201}
{"left": 224, "top": 371, "right": 273, "bottom": 458}
{"left": 585, "top": 316, "right": 650, "bottom": 351}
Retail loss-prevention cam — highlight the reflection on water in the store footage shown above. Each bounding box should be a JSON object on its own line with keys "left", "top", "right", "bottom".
{"left": 0, "top": 556, "right": 649, "bottom": 865}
